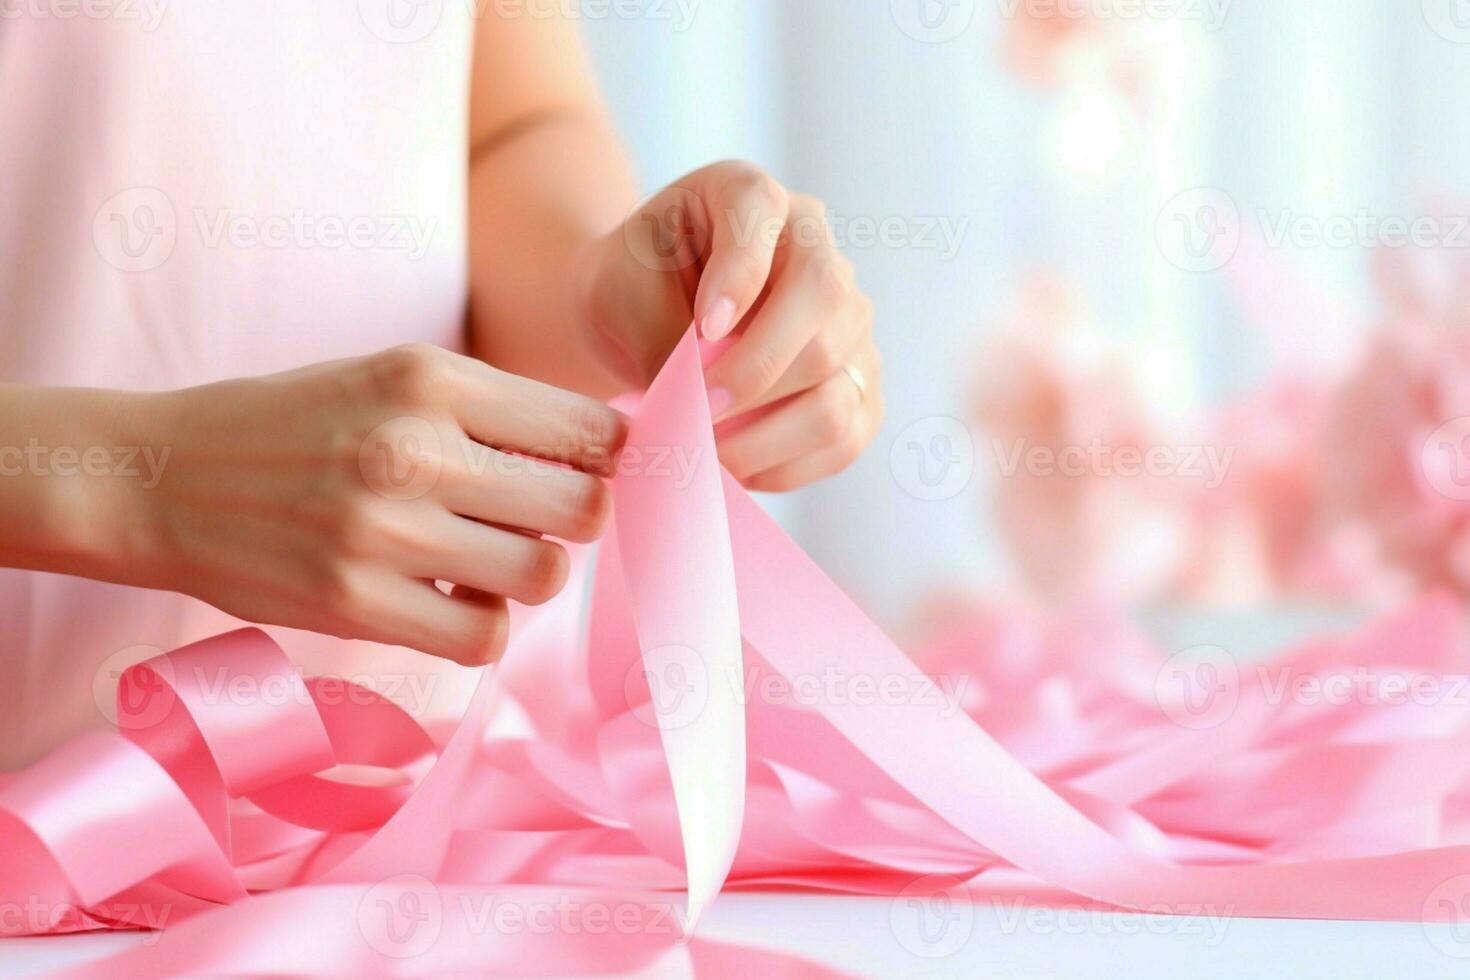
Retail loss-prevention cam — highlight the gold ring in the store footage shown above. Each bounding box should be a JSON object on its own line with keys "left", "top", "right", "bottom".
{"left": 841, "top": 363, "right": 868, "bottom": 404}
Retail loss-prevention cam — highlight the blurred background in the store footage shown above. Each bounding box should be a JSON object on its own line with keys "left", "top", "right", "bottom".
{"left": 585, "top": 0, "right": 1470, "bottom": 643}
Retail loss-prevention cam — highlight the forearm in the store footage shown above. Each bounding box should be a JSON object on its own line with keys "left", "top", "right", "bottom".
{"left": 0, "top": 384, "right": 162, "bottom": 583}
{"left": 466, "top": 112, "right": 637, "bottom": 400}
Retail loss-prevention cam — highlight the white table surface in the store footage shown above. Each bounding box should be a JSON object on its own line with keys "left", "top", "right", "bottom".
{"left": 3, "top": 892, "right": 1467, "bottom": 979}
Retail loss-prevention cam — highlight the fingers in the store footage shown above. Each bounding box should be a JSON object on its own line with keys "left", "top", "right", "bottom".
{"left": 704, "top": 196, "right": 869, "bottom": 418}
{"left": 687, "top": 162, "right": 790, "bottom": 341}
{"left": 365, "top": 345, "right": 628, "bottom": 475}
{"left": 333, "top": 570, "right": 512, "bottom": 668}
{"left": 743, "top": 418, "right": 873, "bottom": 493}
{"left": 406, "top": 511, "right": 571, "bottom": 608}
{"left": 456, "top": 362, "right": 629, "bottom": 475}
{"left": 440, "top": 441, "right": 612, "bottom": 543}
{"left": 717, "top": 370, "right": 863, "bottom": 481}
{"left": 731, "top": 344, "right": 884, "bottom": 492}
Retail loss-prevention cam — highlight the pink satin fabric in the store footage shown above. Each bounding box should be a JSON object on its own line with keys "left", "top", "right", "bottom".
{"left": 5, "top": 330, "right": 1470, "bottom": 976}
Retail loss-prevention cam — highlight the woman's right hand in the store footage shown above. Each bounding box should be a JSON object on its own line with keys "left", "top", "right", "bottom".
{"left": 113, "top": 345, "right": 626, "bottom": 666}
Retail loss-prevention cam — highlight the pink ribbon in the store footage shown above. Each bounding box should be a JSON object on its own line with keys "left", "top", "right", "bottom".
{"left": 5, "top": 328, "right": 1470, "bottom": 976}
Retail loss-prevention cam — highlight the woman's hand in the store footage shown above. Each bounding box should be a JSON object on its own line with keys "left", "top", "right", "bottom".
{"left": 114, "top": 346, "right": 624, "bottom": 666}
{"left": 574, "top": 161, "right": 884, "bottom": 492}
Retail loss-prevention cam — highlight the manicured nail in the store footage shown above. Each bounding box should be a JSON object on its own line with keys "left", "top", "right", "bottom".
{"left": 707, "top": 387, "right": 733, "bottom": 420}
{"left": 701, "top": 297, "right": 737, "bottom": 341}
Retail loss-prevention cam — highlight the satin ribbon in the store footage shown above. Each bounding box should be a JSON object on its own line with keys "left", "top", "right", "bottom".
{"left": 5, "top": 328, "right": 1470, "bottom": 977}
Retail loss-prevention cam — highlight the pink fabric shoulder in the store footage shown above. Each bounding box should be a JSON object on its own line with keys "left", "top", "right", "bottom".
{"left": 0, "top": 3, "right": 478, "bottom": 767}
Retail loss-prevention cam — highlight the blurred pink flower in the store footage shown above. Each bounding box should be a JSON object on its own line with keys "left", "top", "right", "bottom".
{"left": 972, "top": 246, "right": 1470, "bottom": 608}
{"left": 1001, "top": 5, "right": 1098, "bottom": 87}
{"left": 1316, "top": 244, "right": 1470, "bottom": 598}
{"left": 973, "top": 275, "right": 1196, "bottom": 606}
{"left": 999, "top": 3, "right": 1159, "bottom": 111}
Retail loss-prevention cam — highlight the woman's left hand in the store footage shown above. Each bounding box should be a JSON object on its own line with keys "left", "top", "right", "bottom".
{"left": 574, "top": 161, "right": 883, "bottom": 492}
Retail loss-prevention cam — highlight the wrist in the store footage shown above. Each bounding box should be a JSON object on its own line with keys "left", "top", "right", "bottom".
{"left": 7, "top": 388, "right": 177, "bottom": 588}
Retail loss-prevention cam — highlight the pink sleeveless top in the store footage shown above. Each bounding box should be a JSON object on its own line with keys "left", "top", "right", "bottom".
{"left": 0, "top": 4, "right": 480, "bottom": 767}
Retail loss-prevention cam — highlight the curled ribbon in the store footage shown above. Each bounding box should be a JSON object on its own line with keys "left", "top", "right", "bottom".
{"left": 5, "top": 328, "right": 1470, "bottom": 976}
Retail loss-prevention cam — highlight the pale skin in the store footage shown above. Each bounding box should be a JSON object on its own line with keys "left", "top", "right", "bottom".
{"left": 0, "top": 12, "right": 883, "bottom": 667}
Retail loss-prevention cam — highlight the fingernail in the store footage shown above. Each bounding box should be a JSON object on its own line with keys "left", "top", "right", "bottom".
{"left": 701, "top": 297, "right": 737, "bottom": 341}
{"left": 707, "top": 386, "right": 733, "bottom": 420}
